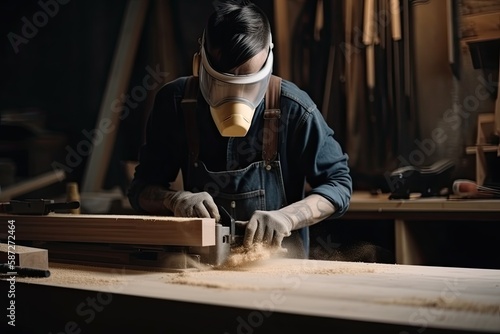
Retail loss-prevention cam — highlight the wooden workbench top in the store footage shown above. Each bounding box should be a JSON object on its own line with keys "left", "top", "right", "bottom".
{"left": 349, "top": 191, "right": 500, "bottom": 212}
{"left": 9, "top": 258, "right": 500, "bottom": 333}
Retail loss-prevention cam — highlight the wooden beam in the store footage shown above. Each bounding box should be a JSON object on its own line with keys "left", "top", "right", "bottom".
{"left": 81, "top": 0, "right": 149, "bottom": 193}
{"left": 496, "top": 53, "right": 500, "bottom": 138}
{"left": 0, "top": 243, "right": 48, "bottom": 270}
{"left": 273, "top": 0, "right": 291, "bottom": 80}
{"left": 155, "top": 0, "right": 178, "bottom": 79}
{"left": 0, "top": 214, "right": 216, "bottom": 247}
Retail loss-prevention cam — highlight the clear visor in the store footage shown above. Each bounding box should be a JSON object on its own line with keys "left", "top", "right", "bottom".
{"left": 199, "top": 44, "right": 273, "bottom": 109}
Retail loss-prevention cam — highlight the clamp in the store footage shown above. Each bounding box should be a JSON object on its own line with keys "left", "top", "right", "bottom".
{"left": 0, "top": 199, "right": 80, "bottom": 215}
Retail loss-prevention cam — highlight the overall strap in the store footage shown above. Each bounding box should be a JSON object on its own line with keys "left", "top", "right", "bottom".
{"left": 263, "top": 75, "right": 282, "bottom": 168}
{"left": 181, "top": 76, "right": 200, "bottom": 164}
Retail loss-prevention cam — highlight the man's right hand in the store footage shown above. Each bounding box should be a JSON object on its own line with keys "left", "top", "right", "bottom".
{"left": 163, "top": 191, "right": 220, "bottom": 221}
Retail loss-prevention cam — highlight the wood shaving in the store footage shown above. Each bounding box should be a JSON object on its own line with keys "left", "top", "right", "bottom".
{"left": 168, "top": 272, "right": 276, "bottom": 291}
{"left": 165, "top": 255, "right": 376, "bottom": 290}
{"left": 216, "top": 243, "right": 286, "bottom": 270}
{"left": 376, "top": 296, "right": 500, "bottom": 315}
{"left": 15, "top": 263, "right": 125, "bottom": 286}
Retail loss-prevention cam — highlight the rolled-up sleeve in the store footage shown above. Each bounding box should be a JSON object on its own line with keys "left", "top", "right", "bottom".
{"left": 288, "top": 98, "right": 352, "bottom": 218}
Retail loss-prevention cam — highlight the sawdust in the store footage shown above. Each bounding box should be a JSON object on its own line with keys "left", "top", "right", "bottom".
{"left": 165, "top": 254, "right": 376, "bottom": 290}
{"left": 376, "top": 296, "right": 500, "bottom": 315}
{"left": 167, "top": 271, "right": 278, "bottom": 291}
{"left": 216, "top": 243, "right": 286, "bottom": 270}
{"left": 15, "top": 263, "right": 125, "bottom": 286}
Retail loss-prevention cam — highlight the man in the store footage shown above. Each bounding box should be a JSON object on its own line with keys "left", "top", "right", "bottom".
{"left": 127, "top": 0, "right": 352, "bottom": 258}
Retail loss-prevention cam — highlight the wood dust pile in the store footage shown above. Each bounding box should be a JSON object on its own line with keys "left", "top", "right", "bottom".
{"left": 15, "top": 263, "right": 125, "bottom": 286}
{"left": 164, "top": 244, "right": 376, "bottom": 290}
{"left": 167, "top": 271, "right": 279, "bottom": 291}
{"left": 376, "top": 296, "right": 500, "bottom": 315}
{"left": 216, "top": 243, "right": 286, "bottom": 270}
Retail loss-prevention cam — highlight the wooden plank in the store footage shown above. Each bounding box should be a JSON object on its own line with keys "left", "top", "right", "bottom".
{"left": 155, "top": 0, "right": 178, "bottom": 79}
{"left": 394, "top": 219, "right": 423, "bottom": 265}
{"left": 0, "top": 214, "right": 215, "bottom": 247}
{"left": 466, "top": 145, "right": 498, "bottom": 154}
{"left": 6, "top": 259, "right": 500, "bottom": 333}
{"left": 496, "top": 52, "right": 500, "bottom": 142}
{"left": 347, "top": 191, "right": 500, "bottom": 212}
{"left": 0, "top": 243, "right": 48, "bottom": 270}
{"left": 273, "top": 0, "right": 291, "bottom": 80}
{"left": 81, "top": 0, "right": 149, "bottom": 193}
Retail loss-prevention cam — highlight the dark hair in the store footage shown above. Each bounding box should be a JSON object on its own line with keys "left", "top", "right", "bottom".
{"left": 204, "top": 0, "right": 271, "bottom": 73}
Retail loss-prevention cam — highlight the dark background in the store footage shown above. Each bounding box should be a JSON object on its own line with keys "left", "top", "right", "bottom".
{"left": 0, "top": 0, "right": 275, "bottom": 191}
{"left": 1, "top": 1, "right": 499, "bottom": 269}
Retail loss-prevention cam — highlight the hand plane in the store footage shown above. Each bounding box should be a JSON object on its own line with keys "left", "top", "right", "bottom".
{"left": 388, "top": 159, "right": 455, "bottom": 199}
{"left": 189, "top": 205, "right": 244, "bottom": 267}
{"left": 127, "top": 205, "right": 245, "bottom": 269}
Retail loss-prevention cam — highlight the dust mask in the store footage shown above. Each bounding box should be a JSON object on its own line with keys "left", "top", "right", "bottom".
{"left": 198, "top": 35, "right": 274, "bottom": 137}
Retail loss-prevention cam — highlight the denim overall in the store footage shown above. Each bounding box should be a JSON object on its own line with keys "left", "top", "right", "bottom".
{"left": 181, "top": 75, "right": 308, "bottom": 258}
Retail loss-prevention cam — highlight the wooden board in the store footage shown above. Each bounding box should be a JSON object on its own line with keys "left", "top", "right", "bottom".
{"left": 4, "top": 259, "right": 500, "bottom": 333}
{"left": 347, "top": 191, "right": 500, "bottom": 213}
{"left": 496, "top": 53, "right": 500, "bottom": 137}
{"left": 0, "top": 214, "right": 215, "bottom": 247}
{"left": 0, "top": 243, "right": 48, "bottom": 270}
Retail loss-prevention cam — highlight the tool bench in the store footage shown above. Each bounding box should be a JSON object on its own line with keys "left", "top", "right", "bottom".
{"left": 343, "top": 191, "right": 500, "bottom": 266}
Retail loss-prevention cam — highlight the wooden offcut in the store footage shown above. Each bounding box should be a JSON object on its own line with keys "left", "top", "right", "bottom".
{"left": 0, "top": 214, "right": 216, "bottom": 247}
{"left": 0, "top": 243, "right": 49, "bottom": 270}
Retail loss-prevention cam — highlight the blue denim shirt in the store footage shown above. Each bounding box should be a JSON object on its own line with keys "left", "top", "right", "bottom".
{"left": 128, "top": 76, "right": 352, "bottom": 218}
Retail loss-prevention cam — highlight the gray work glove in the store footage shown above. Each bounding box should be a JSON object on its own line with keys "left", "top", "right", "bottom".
{"left": 163, "top": 191, "right": 220, "bottom": 221}
{"left": 242, "top": 210, "right": 294, "bottom": 248}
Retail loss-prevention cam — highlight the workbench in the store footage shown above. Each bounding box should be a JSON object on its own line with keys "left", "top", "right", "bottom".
{"left": 1, "top": 259, "right": 499, "bottom": 333}
{"left": 342, "top": 192, "right": 500, "bottom": 266}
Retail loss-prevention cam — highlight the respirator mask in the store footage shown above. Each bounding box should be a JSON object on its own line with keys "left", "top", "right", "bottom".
{"left": 196, "top": 34, "right": 274, "bottom": 137}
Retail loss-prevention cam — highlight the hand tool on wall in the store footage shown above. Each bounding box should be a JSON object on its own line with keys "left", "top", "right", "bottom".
{"left": 446, "top": 0, "right": 461, "bottom": 79}
{"left": 363, "top": 0, "right": 383, "bottom": 169}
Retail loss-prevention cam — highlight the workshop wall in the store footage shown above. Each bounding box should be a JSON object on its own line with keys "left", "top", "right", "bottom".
{"left": 0, "top": 0, "right": 498, "bottom": 197}
{"left": 0, "top": 0, "right": 127, "bottom": 190}
{"left": 412, "top": 0, "right": 498, "bottom": 182}
{"left": 0, "top": 0, "right": 275, "bottom": 195}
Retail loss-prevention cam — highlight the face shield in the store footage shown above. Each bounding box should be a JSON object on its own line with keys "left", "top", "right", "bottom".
{"left": 198, "top": 36, "right": 274, "bottom": 137}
